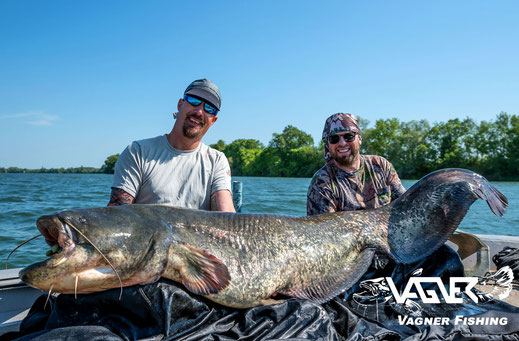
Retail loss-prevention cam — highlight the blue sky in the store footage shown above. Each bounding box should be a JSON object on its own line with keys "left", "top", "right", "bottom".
{"left": 1, "top": 0, "right": 518, "bottom": 169}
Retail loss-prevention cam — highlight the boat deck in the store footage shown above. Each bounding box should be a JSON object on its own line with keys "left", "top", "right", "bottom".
{"left": 0, "top": 268, "right": 42, "bottom": 334}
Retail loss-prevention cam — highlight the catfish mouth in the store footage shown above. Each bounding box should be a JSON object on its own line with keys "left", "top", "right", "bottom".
{"left": 22, "top": 213, "right": 124, "bottom": 296}
{"left": 37, "top": 214, "right": 78, "bottom": 263}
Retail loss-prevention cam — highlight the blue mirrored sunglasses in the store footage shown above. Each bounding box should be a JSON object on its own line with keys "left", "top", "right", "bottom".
{"left": 183, "top": 95, "right": 219, "bottom": 115}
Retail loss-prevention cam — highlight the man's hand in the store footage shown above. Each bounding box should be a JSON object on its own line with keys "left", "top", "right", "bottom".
{"left": 108, "top": 188, "right": 135, "bottom": 206}
{"left": 210, "top": 190, "right": 236, "bottom": 212}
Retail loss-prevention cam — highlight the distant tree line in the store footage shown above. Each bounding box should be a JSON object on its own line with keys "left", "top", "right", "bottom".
{"left": 210, "top": 125, "right": 323, "bottom": 177}
{"left": 210, "top": 112, "right": 518, "bottom": 180}
{"left": 1, "top": 154, "right": 120, "bottom": 175}
{"left": 2, "top": 113, "right": 517, "bottom": 180}
{"left": 1, "top": 166, "right": 103, "bottom": 174}
{"left": 360, "top": 112, "right": 518, "bottom": 180}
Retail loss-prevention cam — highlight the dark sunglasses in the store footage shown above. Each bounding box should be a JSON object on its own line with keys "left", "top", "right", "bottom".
{"left": 328, "top": 132, "right": 357, "bottom": 144}
{"left": 183, "top": 95, "right": 219, "bottom": 115}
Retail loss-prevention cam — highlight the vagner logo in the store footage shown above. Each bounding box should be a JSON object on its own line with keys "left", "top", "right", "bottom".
{"left": 352, "top": 266, "right": 514, "bottom": 326}
{"left": 386, "top": 276, "right": 479, "bottom": 304}
{"left": 359, "top": 265, "right": 514, "bottom": 305}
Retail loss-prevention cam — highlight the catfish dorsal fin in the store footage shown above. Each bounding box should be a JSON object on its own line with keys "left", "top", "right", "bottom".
{"left": 176, "top": 244, "right": 231, "bottom": 296}
{"left": 280, "top": 249, "right": 375, "bottom": 303}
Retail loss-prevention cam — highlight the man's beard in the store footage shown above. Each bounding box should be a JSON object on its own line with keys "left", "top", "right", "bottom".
{"left": 182, "top": 114, "right": 206, "bottom": 138}
{"left": 333, "top": 148, "right": 359, "bottom": 167}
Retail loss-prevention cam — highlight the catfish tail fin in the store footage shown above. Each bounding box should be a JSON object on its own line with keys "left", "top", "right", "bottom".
{"left": 388, "top": 168, "right": 508, "bottom": 264}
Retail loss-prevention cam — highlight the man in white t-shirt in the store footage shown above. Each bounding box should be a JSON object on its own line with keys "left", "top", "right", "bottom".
{"left": 109, "top": 79, "right": 235, "bottom": 212}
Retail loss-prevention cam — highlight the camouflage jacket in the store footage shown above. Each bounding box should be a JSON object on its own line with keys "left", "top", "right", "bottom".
{"left": 307, "top": 155, "right": 405, "bottom": 215}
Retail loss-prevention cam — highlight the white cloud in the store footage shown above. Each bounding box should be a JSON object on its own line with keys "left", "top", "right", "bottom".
{"left": 0, "top": 111, "right": 59, "bottom": 126}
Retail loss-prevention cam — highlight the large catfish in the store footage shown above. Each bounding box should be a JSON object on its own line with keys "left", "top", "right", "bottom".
{"left": 20, "top": 169, "right": 508, "bottom": 308}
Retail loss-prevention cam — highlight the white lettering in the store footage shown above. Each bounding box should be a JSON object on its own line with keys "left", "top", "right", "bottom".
{"left": 386, "top": 277, "right": 418, "bottom": 303}
{"left": 397, "top": 315, "right": 452, "bottom": 326}
{"left": 454, "top": 315, "right": 508, "bottom": 325}
{"left": 386, "top": 277, "right": 479, "bottom": 304}
{"left": 399, "top": 315, "right": 508, "bottom": 326}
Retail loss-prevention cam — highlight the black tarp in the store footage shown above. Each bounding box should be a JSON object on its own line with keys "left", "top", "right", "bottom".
{"left": 493, "top": 247, "right": 519, "bottom": 278}
{"left": 3, "top": 245, "right": 519, "bottom": 341}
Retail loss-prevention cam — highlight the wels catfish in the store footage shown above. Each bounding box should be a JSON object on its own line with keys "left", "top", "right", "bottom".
{"left": 19, "top": 169, "right": 508, "bottom": 308}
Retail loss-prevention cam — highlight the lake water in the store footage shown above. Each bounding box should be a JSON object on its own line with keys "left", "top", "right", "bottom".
{"left": 1, "top": 173, "right": 518, "bottom": 268}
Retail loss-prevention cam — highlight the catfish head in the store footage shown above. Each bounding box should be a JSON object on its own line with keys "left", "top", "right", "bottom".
{"left": 20, "top": 205, "right": 174, "bottom": 295}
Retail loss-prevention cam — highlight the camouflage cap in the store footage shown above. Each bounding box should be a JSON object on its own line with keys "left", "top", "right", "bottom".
{"left": 322, "top": 113, "right": 361, "bottom": 162}
{"left": 322, "top": 113, "right": 360, "bottom": 140}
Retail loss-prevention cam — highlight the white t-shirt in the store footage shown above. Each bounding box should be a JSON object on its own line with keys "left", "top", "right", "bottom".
{"left": 112, "top": 135, "right": 232, "bottom": 210}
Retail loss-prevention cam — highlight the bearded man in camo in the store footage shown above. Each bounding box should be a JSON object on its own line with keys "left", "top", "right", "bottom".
{"left": 307, "top": 113, "right": 405, "bottom": 216}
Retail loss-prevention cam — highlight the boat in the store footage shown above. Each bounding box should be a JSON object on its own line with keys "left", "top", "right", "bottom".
{"left": 0, "top": 268, "right": 42, "bottom": 334}
{"left": 1, "top": 232, "right": 519, "bottom": 336}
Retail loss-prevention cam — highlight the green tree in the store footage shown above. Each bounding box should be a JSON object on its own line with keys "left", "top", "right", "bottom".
{"left": 508, "top": 114, "right": 519, "bottom": 178}
{"left": 397, "top": 120, "right": 432, "bottom": 178}
{"left": 210, "top": 139, "right": 226, "bottom": 152}
{"left": 362, "top": 118, "right": 401, "bottom": 163}
{"left": 102, "top": 154, "right": 120, "bottom": 174}
{"left": 357, "top": 116, "right": 370, "bottom": 132}
{"left": 425, "top": 118, "right": 477, "bottom": 170}
{"left": 282, "top": 146, "right": 322, "bottom": 177}
{"left": 269, "top": 125, "right": 314, "bottom": 151}
{"left": 222, "top": 139, "right": 264, "bottom": 176}
{"left": 252, "top": 147, "right": 282, "bottom": 176}
{"left": 476, "top": 112, "right": 519, "bottom": 179}
{"left": 263, "top": 126, "right": 321, "bottom": 177}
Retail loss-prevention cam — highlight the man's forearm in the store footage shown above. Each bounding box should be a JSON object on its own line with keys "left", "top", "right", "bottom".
{"left": 108, "top": 188, "right": 135, "bottom": 206}
{"left": 210, "top": 190, "right": 236, "bottom": 212}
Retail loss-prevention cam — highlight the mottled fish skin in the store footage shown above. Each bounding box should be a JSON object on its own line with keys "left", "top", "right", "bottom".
{"left": 161, "top": 207, "right": 392, "bottom": 307}
{"left": 19, "top": 168, "right": 507, "bottom": 308}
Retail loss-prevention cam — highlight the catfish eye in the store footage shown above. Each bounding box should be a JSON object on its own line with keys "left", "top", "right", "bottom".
{"left": 79, "top": 217, "right": 87, "bottom": 224}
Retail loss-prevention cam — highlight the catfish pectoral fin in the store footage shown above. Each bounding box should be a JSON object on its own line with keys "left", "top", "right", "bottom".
{"left": 170, "top": 244, "right": 231, "bottom": 296}
{"left": 280, "top": 249, "right": 376, "bottom": 303}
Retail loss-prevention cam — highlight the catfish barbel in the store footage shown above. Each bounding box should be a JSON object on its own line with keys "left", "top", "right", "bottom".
{"left": 19, "top": 168, "right": 508, "bottom": 308}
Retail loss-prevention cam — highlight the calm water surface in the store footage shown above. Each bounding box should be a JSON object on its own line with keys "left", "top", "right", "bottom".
{"left": 1, "top": 173, "right": 518, "bottom": 268}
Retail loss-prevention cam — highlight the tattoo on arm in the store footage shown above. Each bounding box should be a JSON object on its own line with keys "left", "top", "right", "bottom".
{"left": 210, "top": 194, "right": 219, "bottom": 211}
{"left": 108, "top": 188, "right": 135, "bottom": 206}
{"left": 210, "top": 190, "right": 236, "bottom": 212}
